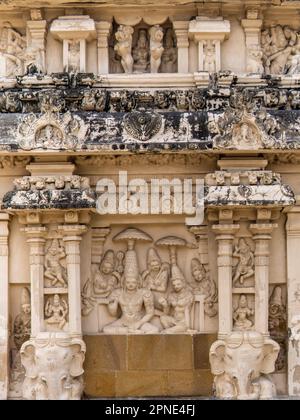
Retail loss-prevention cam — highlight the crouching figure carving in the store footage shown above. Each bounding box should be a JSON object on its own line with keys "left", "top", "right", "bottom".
{"left": 20, "top": 334, "right": 86, "bottom": 400}
{"left": 209, "top": 331, "right": 279, "bottom": 400}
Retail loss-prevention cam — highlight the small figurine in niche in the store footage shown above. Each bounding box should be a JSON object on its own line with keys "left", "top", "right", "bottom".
{"left": 13, "top": 287, "right": 31, "bottom": 350}
{"left": 232, "top": 238, "right": 254, "bottom": 286}
{"left": 68, "top": 40, "right": 80, "bottom": 73}
{"left": 133, "top": 29, "right": 149, "bottom": 73}
{"left": 159, "top": 265, "right": 194, "bottom": 334}
{"left": 103, "top": 247, "right": 158, "bottom": 334}
{"left": 149, "top": 25, "right": 164, "bottom": 73}
{"left": 203, "top": 40, "right": 216, "bottom": 72}
{"left": 233, "top": 294, "right": 254, "bottom": 331}
{"left": 142, "top": 247, "right": 170, "bottom": 311}
{"left": 44, "top": 238, "right": 67, "bottom": 287}
{"left": 45, "top": 294, "right": 68, "bottom": 330}
{"left": 161, "top": 28, "right": 177, "bottom": 73}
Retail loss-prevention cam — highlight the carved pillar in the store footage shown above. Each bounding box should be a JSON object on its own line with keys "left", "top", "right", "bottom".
{"left": 173, "top": 21, "right": 189, "bottom": 73}
{"left": 241, "top": 11, "right": 263, "bottom": 73}
{"left": 23, "top": 226, "right": 47, "bottom": 337}
{"left": 59, "top": 225, "right": 87, "bottom": 337}
{"left": 250, "top": 223, "right": 277, "bottom": 336}
{"left": 95, "top": 22, "right": 112, "bottom": 74}
{"left": 0, "top": 213, "right": 10, "bottom": 400}
{"left": 212, "top": 222, "right": 239, "bottom": 338}
{"left": 286, "top": 207, "right": 300, "bottom": 396}
{"left": 26, "top": 19, "right": 47, "bottom": 73}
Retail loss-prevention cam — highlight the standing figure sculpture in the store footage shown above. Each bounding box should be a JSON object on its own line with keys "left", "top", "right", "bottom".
{"left": 142, "top": 247, "right": 170, "bottom": 311}
{"left": 114, "top": 25, "right": 134, "bottom": 73}
{"left": 159, "top": 265, "right": 194, "bottom": 334}
{"left": 44, "top": 238, "right": 67, "bottom": 287}
{"left": 13, "top": 287, "right": 31, "bottom": 350}
{"left": 103, "top": 247, "right": 158, "bottom": 334}
{"left": 161, "top": 28, "right": 177, "bottom": 73}
{"left": 149, "top": 25, "right": 164, "bottom": 73}
{"left": 203, "top": 40, "right": 216, "bottom": 72}
{"left": 232, "top": 238, "right": 254, "bottom": 286}
{"left": 133, "top": 29, "right": 149, "bottom": 73}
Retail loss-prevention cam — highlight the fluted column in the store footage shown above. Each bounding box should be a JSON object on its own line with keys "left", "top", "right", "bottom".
{"left": 286, "top": 208, "right": 300, "bottom": 396}
{"left": 250, "top": 223, "right": 277, "bottom": 336}
{"left": 59, "top": 225, "right": 87, "bottom": 337}
{"left": 96, "top": 21, "right": 112, "bottom": 74}
{"left": 173, "top": 21, "right": 189, "bottom": 73}
{"left": 212, "top": 223, "right": 239, "bottom": 339}
{"left": 23, "top": 226, "right": 47, "bottom": 337}
{"left": 0, "top": 213, "right": 10, "bottom": 400}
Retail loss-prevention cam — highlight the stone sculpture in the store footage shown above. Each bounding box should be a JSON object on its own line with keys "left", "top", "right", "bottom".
{"left": 114, "top": 25, "right": 134, "bottom": 74}
{"left": 161, "top": 28, "right": 177, "bottom": 73}
{"left": 13, "top": 287, "right": 31, "bottom": 350}
{"left": 142, "top": 247, "right": 170, "bottom": 311}
{"left": 45, "top": 294, "right": 68, "bottom": 330}
{"left": 209, "top": 331, "right": 280, "bottom": 400}
{"left": 262, "top": 25, "right": 300, "bottom": 75}
{"left": 149, "top": 25, "right": 164, "bottom": 73}
{"left": 246, "top": 45, "right": 264, "bottom": 74}
{"left": 268, "top": 286, "right": 287, "bottom": 371}
{"left": 233, "top": 294, "right": 254, "bottom": 331}
{"left": 203, "top": 40, "right": 216, "bottom": 72}
{"left": 21, "top": 334, "right": 86, "bottom": 400}
{"left": 232, "top": 238, "right": 254, "bottom": 286}
{"left": 190, "top": 258, "right": 218, "bottom": 317}
{"left": 133, "top": 29, "right": 149, "bottom": 73}
{"left": 44, "top": 239, "right": 67, "bottom": 288}
{"left": 159, "top": 264, "right": 194, "bottom": 334}
{"left": 103, "top": 245, "right": 158, "bottom": 334}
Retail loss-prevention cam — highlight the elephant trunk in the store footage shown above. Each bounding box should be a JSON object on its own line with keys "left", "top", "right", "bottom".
{"left": 236, "top": 370, "right": 258, "bottom": 400}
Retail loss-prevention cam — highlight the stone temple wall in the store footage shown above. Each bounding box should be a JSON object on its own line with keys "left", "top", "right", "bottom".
{"left": 0, "top": 0, "right": 300, "bottom": 400}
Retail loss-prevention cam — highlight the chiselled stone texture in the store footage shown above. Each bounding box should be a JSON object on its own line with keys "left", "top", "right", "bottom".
{"left": 83, "top": 334, "right": 216, "bottom": 397}
{"left": 0, "top": 84, "right": 300, "bottom": 151}
{"left": 2, "top": 175, "right": 96, "bottom": 209}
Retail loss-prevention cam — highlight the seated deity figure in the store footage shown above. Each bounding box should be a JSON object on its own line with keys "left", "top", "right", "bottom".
{"left": 142, "top": 248, "right": 170, "bottom": 311}
{"left": 45, "top": 294, "right": 68, "bottom": 330}
{"left": 159, "top": 265, "right": 194, "bottom": 334}
{"left": 161, "top": 28, "right": 177, "bottom": 73}
{"left": 232, "top": 238, "right": 254, "bottom": 286}
{"left": 133, "top": 29, "right": 149, "bottom": 73}
{"left": 44, "top": 238, "right": 67, "bottom": 287}
{"left": 233, "top": 294, "right": 254, "bottom": 331}
{"left": 103, "top": 248, "right": 158, "bottom": 334}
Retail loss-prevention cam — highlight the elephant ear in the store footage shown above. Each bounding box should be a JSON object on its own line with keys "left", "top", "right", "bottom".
{"left": 70, "top": 339, "right": 86, "bottom": 377}
{"left": 261, "top": 338, "right": 280, "bottom": 374}
{"left": 209, "top": 340, "right": 226, "bottom": 375}
{"left": 20, "top": 341, "right": 38, "bottom": 379}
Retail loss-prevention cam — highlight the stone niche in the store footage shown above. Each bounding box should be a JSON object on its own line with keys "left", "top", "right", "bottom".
{"left": 109, "top": 19, "right": 177, "bottom": 74}
{"left": 50, "top": 15, "right": 96, "bottom": 73}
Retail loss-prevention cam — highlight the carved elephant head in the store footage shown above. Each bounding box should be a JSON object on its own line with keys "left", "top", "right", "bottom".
{"left": 20, "top": 335, "right": 86, "bottom": 400}
{"left": 209, "top": 331, "right": 279, "bottom": 400}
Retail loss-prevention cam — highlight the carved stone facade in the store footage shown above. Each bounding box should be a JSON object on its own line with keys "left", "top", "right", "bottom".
{"left": 0, "top": 0, "right": 300, "bottom": 401}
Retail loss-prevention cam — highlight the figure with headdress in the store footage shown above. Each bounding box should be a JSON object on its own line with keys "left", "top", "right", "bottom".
{"left": 142, "top": 248, "right": 170, "bottom": 311}
{"left": 93, "top": 250, "right": 120, "bottom": 297}
{"left": 190, "top": 258, "right": 218, "bottom": 317}
{"left": 233, "top": 294, "right": 254, "bottom": 331}
{"left": 13, "top": 287, "right": 31, "bottom": 350}
{"left": 44, "top": 238, "right": 67, "bottom": 287}
{"left": 103, "top": 247, "right": 158, "bottom": 334}
{"left": 232, "top": 238, "right": 254, "bottom": 286}
{"left": 159, "top": 265, "right": 194, "bottom": 334}
{"left": 269, "top": 286, "right": 287, "bottom": 370}
{"left": 45, "top": 294, "right": 68, "bottom": 330}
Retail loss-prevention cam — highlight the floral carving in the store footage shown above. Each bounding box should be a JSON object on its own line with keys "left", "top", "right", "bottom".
{"left": 123, "top": 110, "right": 163, "bottom": 141}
